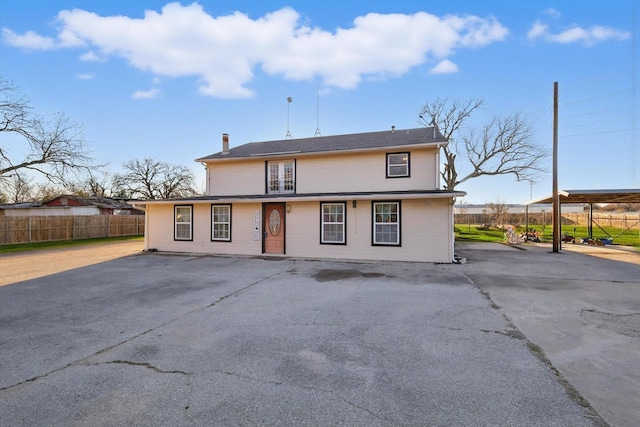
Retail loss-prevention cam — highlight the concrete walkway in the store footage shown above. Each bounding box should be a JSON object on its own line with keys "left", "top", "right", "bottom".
{"left": 455, "top": 242, "right": 640, "bottom": 427}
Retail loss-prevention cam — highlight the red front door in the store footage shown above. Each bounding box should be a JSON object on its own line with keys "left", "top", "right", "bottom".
{"left": 264, "top": 203, "right": 285, "bottom": 254}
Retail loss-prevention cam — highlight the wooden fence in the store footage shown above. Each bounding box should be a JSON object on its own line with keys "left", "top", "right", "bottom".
{"left": 455, "top": 213, "right": 640, "bottom": 229}
{"left": 0, "top": 215, "right": 145, "bottom": 245}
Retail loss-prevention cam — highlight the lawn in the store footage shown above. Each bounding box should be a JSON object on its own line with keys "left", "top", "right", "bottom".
{"left": 0, "top": 235, "right": 143, "bottom": 254}
{"left": 455, "top": 224, "right": 640, "bottom": 248}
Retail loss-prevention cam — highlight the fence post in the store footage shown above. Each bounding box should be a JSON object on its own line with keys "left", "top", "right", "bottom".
{"left": 28, "top": 217, "right": 32, "bottom": 243}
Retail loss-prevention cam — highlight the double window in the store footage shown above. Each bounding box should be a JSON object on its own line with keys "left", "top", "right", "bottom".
{"left": 320, "top": 202, "right": 346, "bottom": 244}
{"left": 386, "top": 152, "right": 410, "bottom": 178}
{"left": 174, "top": 205, "right": 193, "bottom": 241}
{"left": 212, "top": 204, "right": 231, "bottom": 241}
{"left": 267, "top": 160, "right": 295, "bottom": 194}
{"left": 373, "top": 201, "right": 401, "bottom": 246}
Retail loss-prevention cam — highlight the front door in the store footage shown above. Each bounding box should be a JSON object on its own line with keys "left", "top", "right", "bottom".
{"left": 264, "top": 203, "right": 285, "bottom": 254}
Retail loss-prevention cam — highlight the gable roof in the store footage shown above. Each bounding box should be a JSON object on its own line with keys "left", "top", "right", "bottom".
{"left": 196, "top": 127, "right": 446, "bottom": 161}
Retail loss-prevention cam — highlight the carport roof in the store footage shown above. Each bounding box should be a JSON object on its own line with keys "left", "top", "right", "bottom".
{"left": 524, "top": 189, "right": 640, "bottom": 205}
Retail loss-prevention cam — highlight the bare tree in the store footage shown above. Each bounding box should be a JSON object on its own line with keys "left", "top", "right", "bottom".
{"left": 67, "top": 170, "right": 112, "bottom": 197}
{"left": 32, "top": 182, "right": 65, "bottom": 203}
{"left": 487, "top": 200, "right": 509, "bottom": 226}
{"left": 419, "top": 98, "right": 548, "bottom": 191}
{"left": 112, "top": 158, "right": 198, "bottom": 200}
{"left": 3, "top": 175, "right": 34, "bottom": 203}
{"left": 0, "top": 75, "right": 96, "bottom": 191}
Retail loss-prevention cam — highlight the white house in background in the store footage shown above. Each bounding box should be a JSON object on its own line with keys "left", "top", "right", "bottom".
{"left": 0, "top": 195, "right": 144, "bottom": 216}
{"left": 136, "top": 127, "right": 465, "bottom": 263}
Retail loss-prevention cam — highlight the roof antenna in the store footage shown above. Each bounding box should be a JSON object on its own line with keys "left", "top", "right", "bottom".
{"left": 430, "top": 114, "right": 438, "bottom": 138}
{"left": 285, "top": 97, "right": 293, "bottom": 139}
{"left": 314, "top": 84, "right": 321, "bottom": 137}
{"left": 420, "top": 114, "right": 438, "bottom": 138}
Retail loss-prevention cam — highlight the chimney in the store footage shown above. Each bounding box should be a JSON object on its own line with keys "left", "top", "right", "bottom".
{"left": 222, "top": 133, "right": 229, "bottom": 155}
{"left": 391, "top": 125, "right": 395, "bottom": 133}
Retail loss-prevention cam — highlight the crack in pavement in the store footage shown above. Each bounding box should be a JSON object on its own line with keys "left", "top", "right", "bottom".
{"left": 464, "top": 273, "right": 609, "bottom": 427}
{"left": 77, "top": 359, "right": 192, "bottom": 375}
{"left": 0, "top": 263, "right": 294, "bottom": 392}
{"left": 206, "top": 369, "right": 391, "bottom": 424}
{"left": 64, "top": 358, "right": 392, "bottom": 424}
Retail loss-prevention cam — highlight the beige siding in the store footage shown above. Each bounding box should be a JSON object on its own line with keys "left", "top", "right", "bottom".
{"left": 146, "top": 198, "right": 454, "bottom": 263}
{"left": 286, "top": 199, "right": 452, "bottom": 262}
{"left": 297, "top": 148, "right": 437, "bottom": 193}
{"left": 204, "top": 147, "right": 438, "bottom": 196}
{"left": 209, "top": 159, "right": 265, "bottom": 196}
{"left": 146, "top": 203, "right": 263, "bottom": 256}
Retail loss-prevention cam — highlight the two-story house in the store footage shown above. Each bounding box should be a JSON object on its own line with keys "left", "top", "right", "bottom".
{"left": 139, "top": 127, "right": 465, "bottom": 263}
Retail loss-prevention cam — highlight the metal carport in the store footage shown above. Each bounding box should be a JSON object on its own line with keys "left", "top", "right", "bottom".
{"left": 524, "top": 189, "right": 640, "bottom": 242}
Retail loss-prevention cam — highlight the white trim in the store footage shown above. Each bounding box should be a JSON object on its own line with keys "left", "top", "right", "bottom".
{"left": 373, "top": 201, "right": 400, "bottom": 246}
{"left": 321, "top": 202, "right": 346, "bottom": 244}
{"left": 174, "top": 205, "right": 193, "bottom": 240}
{"left": 211, "top": 204, "right": 231, "bottom": 241}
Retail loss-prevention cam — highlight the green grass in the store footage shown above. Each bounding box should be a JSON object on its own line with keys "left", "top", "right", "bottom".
{"left": 454, "top": 226, "right": 507, "bottom": 243}
{"left": 455, "top": 224, "right": 640, "bottom": 248}
{"left": 0, "top": 235, "right": 143, "bottom": 254}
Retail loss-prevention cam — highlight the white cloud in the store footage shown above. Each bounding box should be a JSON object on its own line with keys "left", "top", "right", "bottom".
{"left": 1, "top": 29, "right": 56, "bottom": 49}
{"left": 527, "top": 20, "right": 548, "bottom": 41}
{"left": 132, "top": 88, "right": 160, "bottom": 99}
{"left": 76, "top": 73, "right": 95, "bottom": 80}
{"left": 542, "top": 8, "right": 561, "bottom": 18}
{"left": 430, "top": 59, "right": 458, "bottom": 75}
{"left": 2, "top": 3, "right": 510, "bottom": 98}
{"left": 527, "top": 20, "right": 630, "bottom": 46}
{"left": 79, "top": 50, "right": 106, "bottom": 62}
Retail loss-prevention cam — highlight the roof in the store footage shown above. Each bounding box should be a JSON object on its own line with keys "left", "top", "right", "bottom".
{"left": 524, "top": 189, "right": 640, "bottom": 205}
{"left": 1, "top": 196, "right": 139, "bottom": 210}
{"left": 133, "top": 189, "right": 466, "bottom": 205}
{"left": 0, "top": 202, "right": 40, "bottom": 210}
{"left": 196, "top": 127, "right": 446, "bottom": 161}
{"left": 44, "top": 195, "right": 138, "bottom": 209}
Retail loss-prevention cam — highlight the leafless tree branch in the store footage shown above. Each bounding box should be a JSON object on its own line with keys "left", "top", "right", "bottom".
{"left": 1, "top": 75, "right": 97, "bottom": 192}
{"left": 419, "top": 98, "right": 548, "bottom": 191}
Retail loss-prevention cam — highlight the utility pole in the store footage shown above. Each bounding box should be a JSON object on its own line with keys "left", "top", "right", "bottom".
{"left": 552, "top": 82, "right": 560, "bottom": 252}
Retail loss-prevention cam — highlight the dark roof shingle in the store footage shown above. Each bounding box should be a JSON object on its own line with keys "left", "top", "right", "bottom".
{"left": 197, "top": 127, "right": 445, "bottom": 161}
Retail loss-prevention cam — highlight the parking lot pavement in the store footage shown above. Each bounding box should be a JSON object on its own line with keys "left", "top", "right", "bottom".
{"left": 455, "top": 242, "right": 640, "bottom": 427}
{"left": 0, "top": 240, "right": 144, "bottom": 287}
{"left": 0, "top": 250, "right": 601, "bottom": 426}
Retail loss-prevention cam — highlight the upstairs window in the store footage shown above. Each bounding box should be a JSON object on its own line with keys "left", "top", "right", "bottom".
{"left": 386, "top": 152, "right": 410, "bottom": 178}
{"left": 267, "top": 160, "right": 295, "bottom": 194}
{"left": 174, "top": 205, "right": 193, "bottom": 241}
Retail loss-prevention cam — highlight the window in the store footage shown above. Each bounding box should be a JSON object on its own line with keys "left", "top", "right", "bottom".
{"left": 373, "top": 201, "right": 400, "bottom": 246}
{"left": 386, "top": 152, "right": 410, "bottom": 178}
{"left": 174, "top": 205, "right": 193, "bottom": 241}
{"left": 211, "top": 204, "right": 231, "bottom": 241}
{"left": 321, "top": 202, "right": 346, "bottom": 244}
{"left": 267, "top": 160, "right": 295, "bottom": 194}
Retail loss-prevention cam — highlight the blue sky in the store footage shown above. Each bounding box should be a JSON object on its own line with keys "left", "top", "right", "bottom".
{"left": 1, "top": 0, "right": 637, "bottom": 203}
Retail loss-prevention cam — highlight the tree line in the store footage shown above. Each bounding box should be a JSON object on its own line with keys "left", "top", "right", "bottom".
{"left": 2, "top": 73, "right": 549, "bottom": 204}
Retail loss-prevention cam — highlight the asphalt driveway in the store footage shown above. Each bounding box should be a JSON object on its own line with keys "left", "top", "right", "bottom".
{"left": 1, "top": 243, "right": 633, "bottom": 426}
